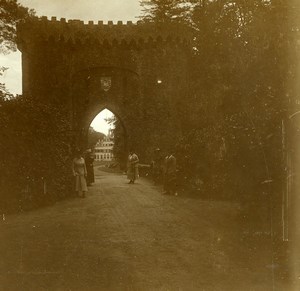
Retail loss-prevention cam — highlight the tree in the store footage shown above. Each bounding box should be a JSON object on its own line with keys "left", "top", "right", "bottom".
{"left": 88, "top": 127, "right": 105, "bottom": 150}
{"left": 0, "top": 66, "right": 13, "bottom": 100}
{"left": 0, "top": 1, "right": 77, "bottom": 212}
{"left": 0, "top": 0, "right": 35, "bottom": 53}
{"left": 104, "top": 115, "right": 128, "bottom": 170}
{"left": 175, "top": 0, "right": 292, "bottom": 200}
{"left": 139, "top": 0, "right": 189, "bottom": 22}
{"left": 0, "top": 95, "right": 74, "bottom": 211}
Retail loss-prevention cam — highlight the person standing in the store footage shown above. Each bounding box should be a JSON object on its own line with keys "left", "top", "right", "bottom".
{"left": 163, "top": 150, "right": 177, "bottom": 195}
{"left": 85, "top": 149, "right": 95, "bottom": 186}
{"left": 127, "top": 150, "right": 139, "bottom": 184}
{"left": 72, "top": 149, "right": 88, "bottom": 198}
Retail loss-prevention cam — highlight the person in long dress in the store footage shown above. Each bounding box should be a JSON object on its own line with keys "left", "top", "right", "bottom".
{"left": 72, "top": 150, "right": 88, "bottom": 198}
{"left": 127, "top": 150, "right": 139, "bottom": 184}
{"left": 84, "top": 149, "right": 95, "bottom": 186}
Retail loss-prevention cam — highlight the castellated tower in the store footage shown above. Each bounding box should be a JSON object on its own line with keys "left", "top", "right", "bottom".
{"left": 17, "top": 16, "right": 192, "bottom": 152}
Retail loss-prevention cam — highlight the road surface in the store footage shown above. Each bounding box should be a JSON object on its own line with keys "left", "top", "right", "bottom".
{"left": 0, "top": 168, "right": 287, "bottom": 290}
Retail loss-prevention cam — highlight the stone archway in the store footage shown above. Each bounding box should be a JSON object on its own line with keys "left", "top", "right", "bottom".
{"left": 82, "top": 106, "right": 128, "bottom": 170}
{"left": 17, "top": 17, "right": 192, "bottom": 161}
{"left": 70, "top": 65, "right": 138, "bottom": 151}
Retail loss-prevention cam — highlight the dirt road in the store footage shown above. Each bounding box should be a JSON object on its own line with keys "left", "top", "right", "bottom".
{"left": 0, "top": 168, "right": 286, "bottom": 290}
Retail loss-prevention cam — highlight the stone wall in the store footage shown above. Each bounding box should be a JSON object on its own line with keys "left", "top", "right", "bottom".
{"left": 17, "top": 17, "right": 192, "bottom": 161}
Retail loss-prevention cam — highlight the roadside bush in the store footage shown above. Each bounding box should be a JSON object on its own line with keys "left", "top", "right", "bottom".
{"left": 0, "top": 95, "right": 73, "bottom": 213}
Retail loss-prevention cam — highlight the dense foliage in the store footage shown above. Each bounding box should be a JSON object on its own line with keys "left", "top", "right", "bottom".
{"left": 0, "top": 0, "right": 35, "bottom": 53}
{"left": 180, "top": 0, "right": 287, "bottom": 198}
{"left": 118, "top": 1, "right": 299, "bottom": 237}
{"left": 139, "top": 0, "right": 189, "bottom": 22}
{"left": 0, "top": 1, "right": 74, "bottom": 212}
{"left": 87, "top": 127, "right": 105, "bottom": 150}
{"left": 110, "top": 0, "right": 299, "bottom": 211}
{"left": 0, "top": 66, "right": 12, "bottom": 99}
{"left": 0, "top": 96, "right": 73, "bottom": 212}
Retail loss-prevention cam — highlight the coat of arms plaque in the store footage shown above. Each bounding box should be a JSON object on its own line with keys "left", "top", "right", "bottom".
{"left": 101, "top": 76, "right": 112, "bottom": 92}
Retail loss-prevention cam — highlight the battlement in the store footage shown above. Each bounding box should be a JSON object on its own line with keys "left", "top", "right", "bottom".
{"left": 43, "top": 16, "right": 138, "bottom": 26}
{"left": 17, "top": 16, "right": 192, "bottom": 51}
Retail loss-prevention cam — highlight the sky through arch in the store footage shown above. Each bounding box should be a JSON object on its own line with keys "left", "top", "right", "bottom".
{"left": 90, "top": 109, "right": 114, "bottom": 135}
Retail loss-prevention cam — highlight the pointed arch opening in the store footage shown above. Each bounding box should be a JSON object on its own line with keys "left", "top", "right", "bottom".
{"left": 87, "top": 108, "right": 127, "bottom": 171}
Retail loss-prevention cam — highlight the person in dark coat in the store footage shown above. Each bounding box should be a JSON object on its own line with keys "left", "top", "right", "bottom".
{"left": 84, "top": 149, "right": 95, "bottom": 186}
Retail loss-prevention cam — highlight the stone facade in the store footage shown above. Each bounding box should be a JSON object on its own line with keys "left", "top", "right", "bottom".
{"left": 94, "top": 133, "right": 114, "bottom": 162}
{"left": 17, "top": 17, "right": 192, "bottom": 159}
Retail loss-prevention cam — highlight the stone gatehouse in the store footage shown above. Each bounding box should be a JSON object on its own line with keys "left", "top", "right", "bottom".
{"left": 17, "top": 17, "right": 192, "bottom": 159}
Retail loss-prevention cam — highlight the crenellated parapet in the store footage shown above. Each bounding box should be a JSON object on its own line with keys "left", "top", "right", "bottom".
{"left": 18, "top": 17, "right": 192, "bottom": 155}
{"left": 17, "top": 16, "right": 192, "bottom": 51}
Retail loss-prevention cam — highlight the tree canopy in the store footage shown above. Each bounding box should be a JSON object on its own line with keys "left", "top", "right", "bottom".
{"left": 0, "top": 0, "right": 35, "bottom": 100}
{"left": 139, "top": 0, "right": 189, "bottom": 22}
{"left": 0, "top": 1, "right": 73, "bottom": 212}
{"left": 88, "top": 127, "right": 105, "bottom": 150}
{"left": 0, "top": 0, "right": 35, "bottom": 54}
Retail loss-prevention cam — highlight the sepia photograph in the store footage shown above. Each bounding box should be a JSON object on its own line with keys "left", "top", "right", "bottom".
{"left": 0, "top": 0, "right": 299, "bottom": 290}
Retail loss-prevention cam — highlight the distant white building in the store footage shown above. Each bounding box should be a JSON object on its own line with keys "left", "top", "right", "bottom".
{"left": 94, "top": 130, "right": 114, "bottom": 161}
